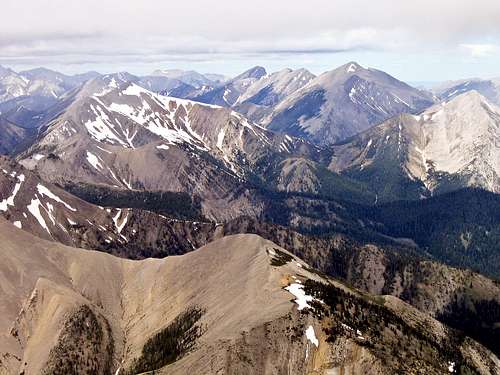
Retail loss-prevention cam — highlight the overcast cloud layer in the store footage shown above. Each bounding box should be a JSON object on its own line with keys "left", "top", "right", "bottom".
{"left": 2, "top": 0, "right": 500, "bottom": 81}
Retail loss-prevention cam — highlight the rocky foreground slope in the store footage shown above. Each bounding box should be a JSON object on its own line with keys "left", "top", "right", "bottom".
{"left": 0, "top": 219, "right": 498, "bottom": 375}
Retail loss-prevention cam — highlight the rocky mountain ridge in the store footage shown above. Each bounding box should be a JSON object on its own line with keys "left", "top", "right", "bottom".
{"left": 0, "top": 220, "right": 498, "bottom": 374}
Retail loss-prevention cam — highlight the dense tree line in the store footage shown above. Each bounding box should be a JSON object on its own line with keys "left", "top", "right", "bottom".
{"left": 126, "top": 306, "right": 205, "bottom": 374}
{"left": 42, "top": 305, "right": 114, "bottom": 375}
{"left": 63, "top": 182, "right": 206, "bottom": 221}
{"left": 438, "top": 297, "right": 500, "bottom": 356}
{"left": 302, "top": 279, "right": 484, "bottom": 374}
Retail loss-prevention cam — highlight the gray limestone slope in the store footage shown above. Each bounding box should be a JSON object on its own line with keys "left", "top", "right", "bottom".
{"left": 232, "top": 67, "right": 316, "bottom": 123}
{"left": 0, "top": 66, "right": 100, "bottom": 106}
{"left": 0, "top": 221, "right": 296, "bottom": 374}
{"left": 191, "top": 67, "right": 316, "bottom": 125}
{"left": 0, "top": 118, "right": 32, "bottom": 155}
{"left": 266, "top": 61, "right": 435, "bottom": 145}
{"left": 14, "top": 78, "right": 269, "bottom": 220}
{"left": 192, "top": 66, "right": 267, "bottom": 107}
{"left": 328, "top": 90, "right": 500, "bottom": 200}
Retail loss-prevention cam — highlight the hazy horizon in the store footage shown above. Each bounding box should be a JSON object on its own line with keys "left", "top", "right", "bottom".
{"left": 3, "top": 0, "right": 500, "bottom": 82}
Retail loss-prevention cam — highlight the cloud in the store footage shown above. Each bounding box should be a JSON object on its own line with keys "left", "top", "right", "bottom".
{"left": 460, "top": 43, "right": 498, "bottom": 57}
{"left": 1, "top": 0, "right": 500, "bottom": 77}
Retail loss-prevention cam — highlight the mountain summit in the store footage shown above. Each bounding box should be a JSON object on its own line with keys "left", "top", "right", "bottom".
{"left": 265, "top": 61, "right": 434, "bottom": 145}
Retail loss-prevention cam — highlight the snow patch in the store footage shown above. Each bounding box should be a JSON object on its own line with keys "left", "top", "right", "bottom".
{"left": 392, "top": 93, "right": 410, "bottom": 107}
{"left": 285, "top": 283, "right": 315, "bottom": 310}
{"left": 27, "top": 197, "right": 50, "bottom": 235}
{"left": 216, "top": 128, "right": 226, "bottom": 149}
{"left": 37, "top": 184, "right": 76, "bottom": 211}
{"left": 305, "top": 325, "right": 319, "bottom": 347}
{"left": 112, "top": 209, "right": 129, "bottom": 233}
{"left": 0, "top": 174, "right": 25, "bottom": 211}
{"left": 448, "top": 362, "right": 455, "bottom": 373}
{"left": 86, "top": 151, "right": 103, "bottom": 171}
{"left": 33, "top": 154, "right": 45, "bottom": 161}
{"left": 84, "top": 104, "right": 128, "bottom": 146}
{"left": 122, "top": 83, "right": 149, "bottom": 97}
{"left": 347, "top": 63, "right": 358, "bottom": 73}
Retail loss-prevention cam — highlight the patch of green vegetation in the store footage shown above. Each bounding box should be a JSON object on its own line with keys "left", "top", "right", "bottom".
{"left": 126, "top": 306, "right": 205, "bottom": 375}
{"left": 42, "top": 305, "right": 114, "bottom": 375}
{"left": 366, "top": 188, "right": 500, "bottom": 279}
{"left": 268, "top": 247, "right": 294, "bottom": 267}
{"left": 258, "top": 188, "right": 499, "bottom": 280}
{"left": 314, "top": 163, "right": 376, "bottom": 205}
{"left": 302, "top": 279, "right": 488, "bottom": 374}
{"left": 438, "top": 297, "right": 500, "bottom": 357}
{"left": 63, "top": 182, "right": 206, "bottom": 221}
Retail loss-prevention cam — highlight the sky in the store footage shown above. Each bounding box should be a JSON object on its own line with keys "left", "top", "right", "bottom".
{"left": 2, "top": 0, "right": 500, "bottom": 83}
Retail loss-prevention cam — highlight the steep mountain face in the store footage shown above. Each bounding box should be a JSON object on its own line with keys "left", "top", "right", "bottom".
{"left": 193, "top": 66, "right": 267, "bottom": 106}
{"left": 236, "top": 68, "right": 315, "bottom": 106}
{"left": 190, "top": 67, "right": 315, "bottom": 125}
{"left": 434, "top": 78, "right": 500, "bottom": 105}
{"left": 328, "top": 91, "right": 500, "bottom": 200}
{"left": 0, "top": 99, "right": 49, "bottom": 130}
{"left": 123, "top": 69, "right": 227, "bottom": 99}
{"left": 0, "top": 119, "right": 32, "bottom": 155}
{"left": 0, "top": 220, "right": 497, "bottom": 375}
{"left": 16, "top": 77, "right": 347, "bottom": 220}
{"left": 0, "top": 155, "right": 209, "bottom": 257}
{"left": 233, "top": 68, "right": 316, "bottom": 123}
{"left": 17, "top": 68, "right": 100, "bottom": 99}
{"left": 137, "top": 76, "right": 215, "bottom": 99}
{"left": 0, "top": 67, "right": 102, "bottom": 135}
{"left": 0, "top": 66, "right": 29, "bottom": 103}
{"left": 215, "top": 217, "right": 500, "bottom": 357}
{"left": 266, "top": 62, "right": 435, "bottom": 145}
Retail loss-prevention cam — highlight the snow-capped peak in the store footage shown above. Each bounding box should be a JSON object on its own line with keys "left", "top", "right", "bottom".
{"left": 347, "top": 63, "right": 358, "bottom": 73}
{"left": 344, "top": 61, "right": 366, "bottom": 73}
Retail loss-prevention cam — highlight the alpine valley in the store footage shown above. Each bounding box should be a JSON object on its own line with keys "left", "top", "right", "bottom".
{"left": 0, "top": 61, "right": 499, "bottom": 375}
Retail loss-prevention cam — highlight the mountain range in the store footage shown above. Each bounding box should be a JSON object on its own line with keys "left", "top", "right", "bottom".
{"left": 433, "top": 77, "right": 500, "bottom": 105}
{"left": 0, "top": 62, "right": 436, "bottom": 146}
{"left": 0, "top": 61, "right": 499, "bottom": 374}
